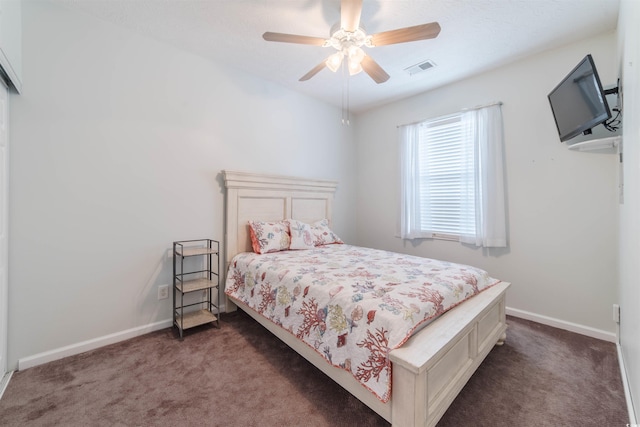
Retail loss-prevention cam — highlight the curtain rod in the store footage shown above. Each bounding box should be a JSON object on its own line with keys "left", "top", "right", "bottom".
{"left": 462, "top": 100, "right": 503, "bottom": 111}
{"left": 397, "top": 101, "right": 503, "bottom": 128}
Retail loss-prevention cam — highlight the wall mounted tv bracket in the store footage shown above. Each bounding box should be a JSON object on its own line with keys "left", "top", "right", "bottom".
{"left": 603, "top": 83, "right": 621, "bottom": 133}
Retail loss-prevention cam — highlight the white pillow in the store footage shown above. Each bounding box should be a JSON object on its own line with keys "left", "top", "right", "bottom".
{"left": 288, "top": 219, "right": 343, "bottom": 250}
{"left": 288, "top": 219, "right": 316, "bottom": 250}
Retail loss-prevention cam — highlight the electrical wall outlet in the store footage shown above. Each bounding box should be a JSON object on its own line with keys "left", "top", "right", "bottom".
{"left": 613, "top": 303, "right": 620, "bottom": 323}
{"left": 158, "top": 284, "right": 169, "bottom": 300}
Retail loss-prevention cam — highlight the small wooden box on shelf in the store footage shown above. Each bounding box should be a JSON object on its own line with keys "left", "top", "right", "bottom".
{"left": 173, "top": 239, "right": 220, "bottom": 339}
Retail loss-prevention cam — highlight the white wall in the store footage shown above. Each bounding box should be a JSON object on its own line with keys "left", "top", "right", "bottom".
{"left": 6, "top": 1, "right": 356, "bottom": 370}
{"left": 354, "top": 31, "right": 619, "bottom": 337}
{"left": 618, "top": 0, "right": 640, "bottom": 420}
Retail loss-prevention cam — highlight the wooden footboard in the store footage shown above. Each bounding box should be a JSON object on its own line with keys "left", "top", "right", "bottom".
{"left": 228, "top": 281, "right": 509, "bottom": 427}
{"left": 389, "top": 281, "right": 509, "bottom": 427}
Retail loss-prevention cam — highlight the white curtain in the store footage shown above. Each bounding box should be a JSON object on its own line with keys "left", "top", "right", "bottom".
{"left": 460, "top": 104, "right": 507, "bottom": 247}
{"left": 399, "top": 103, "right": 507, "bottom": 247}
{"left": 399, "top": 123, "right": 433, "bottom": 239}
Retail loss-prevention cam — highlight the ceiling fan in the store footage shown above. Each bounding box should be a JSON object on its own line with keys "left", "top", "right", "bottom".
{"left": 262, "top": 0, "right": 441, "bottom": 84}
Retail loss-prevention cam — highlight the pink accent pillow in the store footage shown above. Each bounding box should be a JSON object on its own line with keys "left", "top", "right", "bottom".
{"left": 248, "top": 220, "right": 291, "bottom": 254}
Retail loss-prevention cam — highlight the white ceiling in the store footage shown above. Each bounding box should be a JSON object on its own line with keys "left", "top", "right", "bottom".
{"left": 52, "top": 0, "right": 620, "bottom": 113}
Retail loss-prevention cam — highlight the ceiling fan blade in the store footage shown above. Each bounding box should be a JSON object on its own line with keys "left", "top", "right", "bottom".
{"left": 299, "top": 61, "right": 328, "bottom": 81}
{"left": 263, "top": 32, "right": 326, "bottom": 46}
{"left": 341, "top": 0, "right": 363, "bottom": 32}
{"left": 361, "top": 55, "right": 390, "bottom": 84}
{"left": 369, "top": 22, "right": 441, "bottom": 46}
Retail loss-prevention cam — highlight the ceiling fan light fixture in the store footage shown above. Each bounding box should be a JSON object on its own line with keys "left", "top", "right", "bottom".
{"left": 348, "top": 46, "right": 365, "bottom": 61}
{"left": 348, "top": 59, "right": 363, "bottom": 75}
{"left": 347, "top": 47, "right": 365, "bottom": 75}
{"left": 326, "top": 51, "right": 344, "bottom": 72}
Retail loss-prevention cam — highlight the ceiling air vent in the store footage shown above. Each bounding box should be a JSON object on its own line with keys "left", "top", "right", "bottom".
{"left": 404, "top": 59, "right": 436, "bottom": 75}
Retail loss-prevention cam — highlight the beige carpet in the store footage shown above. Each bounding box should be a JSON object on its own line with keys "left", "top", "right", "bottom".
{"left": 0, "top": 312, "right": 628, "bottom": 426}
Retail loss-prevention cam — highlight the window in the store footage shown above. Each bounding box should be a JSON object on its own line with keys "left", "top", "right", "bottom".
{"left": 417, "top": 113, "right": 476, "bottom": 237}
{"left": 399, "top": 103, "right": 507, "bottom": 247}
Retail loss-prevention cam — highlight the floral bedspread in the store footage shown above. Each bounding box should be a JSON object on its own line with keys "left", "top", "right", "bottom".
{"left": 225, "top": 244, "right": 500, "bottom": 402}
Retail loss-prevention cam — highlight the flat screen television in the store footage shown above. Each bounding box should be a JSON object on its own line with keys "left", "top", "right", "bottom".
{"left": 547, "top": 54, "right": 611, "bottom": 142}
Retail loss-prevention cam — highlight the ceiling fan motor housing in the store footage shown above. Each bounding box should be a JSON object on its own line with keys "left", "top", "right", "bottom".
{"left": 328, "top": 23, "right": 371, "bottom": 51}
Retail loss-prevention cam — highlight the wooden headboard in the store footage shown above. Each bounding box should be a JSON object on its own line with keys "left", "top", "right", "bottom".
{"left": 222, "top": 170, "right": 338, "bottom": 267}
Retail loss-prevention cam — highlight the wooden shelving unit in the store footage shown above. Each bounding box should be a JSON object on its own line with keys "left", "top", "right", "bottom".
{"left": 173, "top": 239, "right": 220, "bottom": 339}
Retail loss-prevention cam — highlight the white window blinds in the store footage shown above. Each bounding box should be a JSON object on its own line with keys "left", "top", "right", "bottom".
{"left": 418, "top": 114, "right": 476, "bottom": 236}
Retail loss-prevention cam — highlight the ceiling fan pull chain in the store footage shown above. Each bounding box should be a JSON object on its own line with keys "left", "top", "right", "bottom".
{"left": 342, "top": 62, "right": 350, "bottom": 126}
{"left": 346, "top": 70, "right": 351, "bottom": 126}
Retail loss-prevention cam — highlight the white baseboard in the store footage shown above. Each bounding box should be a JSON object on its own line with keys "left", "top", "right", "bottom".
{"left": 0, "top": 370, "right": 13, "bottom": 400}
{"left": 17, "top": 302, "right": 228, "bottom": 371}
{"left": 618, "top": 343, "right": 638, "bottom": 425}
{"left": 506, "top": 307, "right": 616, "bottom": 343}
{"left": 14, "top": 306, "right": 615, "bottom": 370}
{"left": 17, "top": 319, "right": 173, "bottom": 371}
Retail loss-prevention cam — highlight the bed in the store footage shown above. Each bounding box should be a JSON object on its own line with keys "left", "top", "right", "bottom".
{"left": 222, "top": 170, "right": 510, "bottom": 427}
